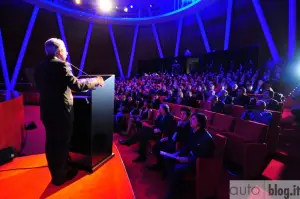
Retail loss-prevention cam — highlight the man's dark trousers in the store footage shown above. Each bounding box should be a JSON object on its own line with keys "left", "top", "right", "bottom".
{"left": 43, "top": 110, "right": 73, "bottom": 183}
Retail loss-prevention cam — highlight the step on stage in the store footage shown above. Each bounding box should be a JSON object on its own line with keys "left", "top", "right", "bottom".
{"left": 0, "top": 144, "right": 135, "bottom": 199}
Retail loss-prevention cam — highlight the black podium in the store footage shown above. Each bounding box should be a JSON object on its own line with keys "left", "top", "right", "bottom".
{"left": 69, "top": 74, "right": 115, "bottom": 173}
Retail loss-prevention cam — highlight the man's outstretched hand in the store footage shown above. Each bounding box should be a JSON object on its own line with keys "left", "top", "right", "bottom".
{"left": 97, "top": 76, "right": 105, "bottom": 87}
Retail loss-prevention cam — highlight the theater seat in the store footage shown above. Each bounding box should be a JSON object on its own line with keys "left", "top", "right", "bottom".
{"left": 208, "top": 113, "right": 235, "bottom": 134}
{"left": 265, "top": 110, "right": 282, "bottom": 155}
{"left": 231, "top": 105, "right": 245, "bottom": 118}
{"left": 196, "top": 133, "right": 227, "bottom": 199}
{"left": 203, "top": 110, "right": 215, "bottom": 125}
{"left": 221, "top": 119, "right": 269, "bottom": 179}
{"left": 142, "top": 109, "right": 159, "bottom": 128}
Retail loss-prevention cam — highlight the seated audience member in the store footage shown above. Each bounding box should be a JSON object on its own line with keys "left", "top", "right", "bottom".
{"left": 122, "top": 100, "right": 153, "bottom": 135}
{"left": 152, "top": 93, "right": 162, "bottom": 109}
{"left": 246, "top": 84, "right": 254, "bottom": 94}
{"left": 274, "top": 92, "right": 284, "bottom": 103}
{"left": 229, "top": 83, "right": 238, "bottom": 97}
{"left": 194, "top": 86, "right": 205, "bottom": 101}
{"left": 163, "top": 113, "right": 215, "bottom": 199}
{"left": 217, "top": 90, "right": 232, "bottom": 104}
{"left": 176, "top": 91, "right": 185, "bottom": 105}
{"left": 261, "top": 90, "right": 280, "bottom": 111}
{"left": 119, "top": 104, "right": 176, "bottom": 162}
{"left": 241, "top": 100, "right": 273, "bottom": 125}
{"left": 209, "top": 95, "right": 225, "bottom": 113}
{"left": 147, "top": 107, "right": 191, "bottom": 171}
{"left": 164, "top": 90, "right": 175, "bottom": 103}
{"left": 254, "top": 80, "right": 264, "bottom": 94}
{"left": 159, "top": 85, "right": 168, "bottom": 96}
{"left": 233, "top": 87, "right": 251, "bottom": 106}
{"left": 182, "top": 91, "right": 197, "bottom": 107}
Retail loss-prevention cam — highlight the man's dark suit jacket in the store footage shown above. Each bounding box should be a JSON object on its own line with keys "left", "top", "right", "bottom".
{"left": 154, "top": 113, "right": 177, "bottom": 138}
{"left": 35, "top": 56, "right": 98, "bottom": 123}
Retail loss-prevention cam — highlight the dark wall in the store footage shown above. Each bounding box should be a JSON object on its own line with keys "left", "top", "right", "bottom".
{"left": 0, "top": 0, "right": 297, "bottom": 84}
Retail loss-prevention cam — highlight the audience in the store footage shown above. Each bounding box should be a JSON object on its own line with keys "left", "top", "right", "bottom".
{"left": 163, "top": 113, "right": 215, "bottom": 199}
{"left": 113, "top": 64, "right": 285, "bottom": 198}
{"left": 241, "top": 100, "right": 273, "bottom": 125}
{"left": 147, "top": 107, "right": 191, "bottom": 173}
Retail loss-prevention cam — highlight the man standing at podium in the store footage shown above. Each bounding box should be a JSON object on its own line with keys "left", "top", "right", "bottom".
{"left": 35, "top": 38, "right": 104, "bottom": 186}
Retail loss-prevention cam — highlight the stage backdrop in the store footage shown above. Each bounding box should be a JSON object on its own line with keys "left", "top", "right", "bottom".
{"left": 0, "top": 0, "right": 297, "bottom": 86}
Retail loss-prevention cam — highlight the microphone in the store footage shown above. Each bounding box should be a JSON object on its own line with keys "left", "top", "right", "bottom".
{"left": 66, "top": 62, "right": 92, "bottom": 78}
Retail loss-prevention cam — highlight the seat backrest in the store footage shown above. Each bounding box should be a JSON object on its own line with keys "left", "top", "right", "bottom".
{"left": 224, "top": 104, "right": 233, "bottom": 115}
{"left": 212, "top": 133, "right": 227, "bottom": 157}
{"left": 203, "top": 101, "right": 212, "bottom": 110}
{"left": 151, "top": 109, "right": 159, "bottom": 123}
{"left": 232, "top": 105, "right": 245, "bottom": 118}
{"left": 203, "top": 110, "right": 216, "bottom": 125}
{"left": 171, "top": 104, "right": 182, "bottom": 117}
{"left": 268, "top": 110, "right": 282, "bottom": 127}
{"left": 234, "top": 118, "right": 269, "bottom": 142}
{"left": 159, "top": 96, "right": 166, "bottom": 101}
{"left": 213, "top": 113, "right": 235, "bottom": 132}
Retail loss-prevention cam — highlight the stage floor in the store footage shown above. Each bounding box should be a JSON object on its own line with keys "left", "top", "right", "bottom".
{"left": 0, "top": 145, "right": 135, "bottom": 199}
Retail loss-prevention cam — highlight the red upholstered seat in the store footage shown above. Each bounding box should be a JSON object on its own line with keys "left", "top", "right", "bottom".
{"left": 203, "top": 101, "right": 212, "bottom": 110}
{"left": 208, "top": 113, "right": 235, "bottom": 134}
{"left": 203, "top": 110, "right": 216, "bottom": 125}
{"left": 195, "top": 133, "right": 227, "bottom": 198}
{"left": 232, "top": 105, "right": 245, "bottom": 118}
{"left": 221, "top": 119, "right": 269, "bottom": 179}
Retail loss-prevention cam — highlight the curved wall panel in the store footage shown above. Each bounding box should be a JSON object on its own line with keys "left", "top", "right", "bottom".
{"left": 0, "top": 0, "right": 297, "bottom": 90}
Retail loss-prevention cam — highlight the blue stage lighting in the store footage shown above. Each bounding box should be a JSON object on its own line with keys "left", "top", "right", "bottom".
{"left": 130, "top": 5, "right": 133, "bottom": 8}
{"left": 124, "top": 7, "right": 128, "bottom": 12}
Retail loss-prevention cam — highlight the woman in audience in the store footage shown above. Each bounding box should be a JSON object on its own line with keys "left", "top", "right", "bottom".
{"left": 163, "top": 113, "right": 215, "bottom": 199}
{"left": 123, "top": 100, "right": 153, "bottom": 135}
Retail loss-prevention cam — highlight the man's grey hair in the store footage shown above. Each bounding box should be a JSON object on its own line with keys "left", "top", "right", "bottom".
{"left": 44, "top": 38, "right": 64, "bottom": 56}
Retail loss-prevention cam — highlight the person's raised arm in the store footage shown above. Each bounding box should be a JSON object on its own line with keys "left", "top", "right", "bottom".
{"left": 62, "top": 62, "right": 103, "bottom": 92}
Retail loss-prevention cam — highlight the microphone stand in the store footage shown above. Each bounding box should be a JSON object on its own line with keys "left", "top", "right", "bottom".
{"left": 66, "top": 62, "right": 93, "bottom": 78}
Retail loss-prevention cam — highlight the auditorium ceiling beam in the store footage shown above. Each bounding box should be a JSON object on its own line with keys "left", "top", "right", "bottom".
{"left": 224, "top": 0, "right": 233, "bottom": 50}
{"left": 252, "top": 0, "right": 280, "bottom": 63}
{"left": 10, "top": 6, "right": 39, "bottom": 90}
{"left": 0, "top": 29, "right": 11, "bottom": 90}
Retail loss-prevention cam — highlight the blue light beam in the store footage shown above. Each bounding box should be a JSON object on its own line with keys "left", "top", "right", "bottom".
{"left": 0, "top": 29, "right": 11, "bottom": 90}
{"left": 174, "top": 17, "right": 183, "bottom": 57}
{"left": 56, "top": 13, "right": 71, "bottom": 63}
{"left": 252, "top": 0, "right": 280, "bottom": 63}
{"left": 108, "top": 24, "right": 125, "bottom": 79}
{"left": 195, "top": 13, "right": 211, "bottom": 53}
{"left": 78, "top": 23, "right": 93, "bottom": 76}
{"left": 152, "top": 24, "right": 164, "bottom": 58}
{"left": 288, "top": 0, "right": 296, "bottom": 60}
{"left": 224, "top": 0, "right": 233, "bottom": 50}
{"left": 127, "top": 25, "right": 139, "bottom": 78}
{"left": 10, "top": 6, "right": 39, "bottom": 90}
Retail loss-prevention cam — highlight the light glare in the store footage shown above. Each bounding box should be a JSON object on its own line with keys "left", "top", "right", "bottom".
{"left": 99, "top": 0, "right": 112, "bottom": 12}
{"left": 75, "top": 0, "right": 81, "bottom": 5}
{"left": 124, "top": 7, "right": 128, "bottom": 12}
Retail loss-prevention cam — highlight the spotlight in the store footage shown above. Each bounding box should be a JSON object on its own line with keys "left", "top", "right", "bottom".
{"left": 124, "top": 7, "right": 128, "bottom": 12}
{"left": 74, "top": 0, "right": 81, "bottom": 5}
{"left": 130, "top": 5, "right": 133, "bottom": 8}
{"left": 99, "top": 0, "right": 112, "bottom": 12}
{"left": 115, "top": 6, "right": 118, "bottom": 9}
{"left": 150, "top": 4, "right": 152, "bottom": 7}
